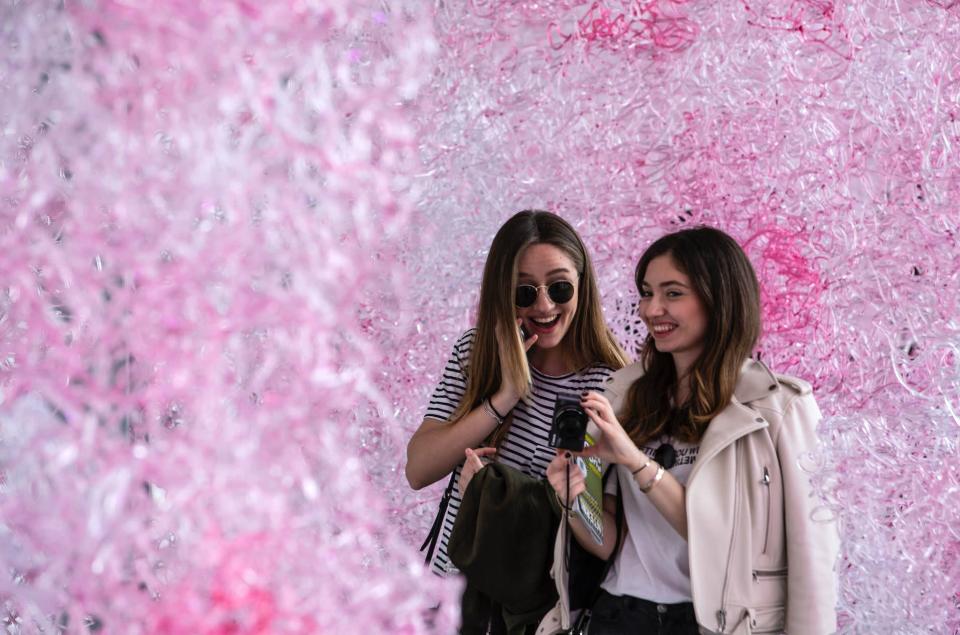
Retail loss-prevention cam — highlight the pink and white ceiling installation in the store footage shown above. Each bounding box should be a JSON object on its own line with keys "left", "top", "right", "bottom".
{"left": 1, "top": 0, "right": 958, "bottom": 633}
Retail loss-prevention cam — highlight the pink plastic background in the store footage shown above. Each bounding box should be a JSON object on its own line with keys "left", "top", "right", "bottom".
{"left": 1, "top": 0, "right": 958, "bottom": 633}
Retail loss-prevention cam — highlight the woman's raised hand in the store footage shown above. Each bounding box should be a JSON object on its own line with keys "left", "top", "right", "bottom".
{"left": 578, "top": 391, "right": 646, "bottom": 472}
{"left": 494, "top": 318, "right": 538, "bottom": 402}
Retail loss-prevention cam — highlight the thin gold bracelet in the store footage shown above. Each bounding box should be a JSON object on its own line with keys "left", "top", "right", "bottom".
{"left": 631, "top": 459, "right": 652, "bottom": 476}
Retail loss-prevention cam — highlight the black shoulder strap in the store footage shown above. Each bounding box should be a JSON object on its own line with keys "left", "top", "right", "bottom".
{"left": 420, "top": 468, "right": 458, "bottom": 565}
{"left": 597, "top": 466, "right": 625, "bottom": 590}
{"left": 419, "top": 419, "right": 502, "bottom": 569}
{"left": 566, "top": 464, "right": 626, "bottom": 618}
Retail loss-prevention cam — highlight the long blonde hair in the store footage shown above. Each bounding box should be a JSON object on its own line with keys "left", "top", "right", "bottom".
{"left": 451, "top": 210, "right": 628, "bottom": 436}
{"left": 620, "top": 226, "right": 761, "bottom": 445}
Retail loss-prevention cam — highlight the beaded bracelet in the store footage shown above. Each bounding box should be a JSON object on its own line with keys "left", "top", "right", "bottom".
{"left": 482, "top": 398, "right": 504, "bottom": 427}
{"left": 487, "top": 398, "right": 506, "bottom": 420}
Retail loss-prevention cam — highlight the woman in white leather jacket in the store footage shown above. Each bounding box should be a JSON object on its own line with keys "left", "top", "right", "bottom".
{"left": 546, "top": 226, "right": 839, "bottom": 634}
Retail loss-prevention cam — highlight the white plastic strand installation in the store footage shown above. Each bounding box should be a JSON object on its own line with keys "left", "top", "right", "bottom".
{"left": 1, "top": 0, "right": 958, "bottom": 633}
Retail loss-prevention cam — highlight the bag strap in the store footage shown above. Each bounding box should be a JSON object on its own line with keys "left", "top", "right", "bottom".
{"left": 570, "top": 466, "right": 625, "bottom": 628}
{"left": 419, "top": 409, "right": 506, "bottom": 569}
{"left": 611, "top": 473, "right": 625, "bottom": 562}
{"left": 594, "top": 467, "right": 625, "bottom": 591}
{"left": 420, "top": 467, "right": 458, "bottom": 565}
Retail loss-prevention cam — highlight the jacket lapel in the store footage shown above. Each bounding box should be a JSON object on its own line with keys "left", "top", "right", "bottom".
{"left": 687, "top": 360, "right": 779, "bottom": 485}
{"left": 687, "top": 400, "right": 765, "bottom": 485}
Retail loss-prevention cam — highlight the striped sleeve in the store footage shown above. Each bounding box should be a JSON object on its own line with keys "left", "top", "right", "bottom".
{"left": 423, "top": 329, "right": 474, "bottom": 422}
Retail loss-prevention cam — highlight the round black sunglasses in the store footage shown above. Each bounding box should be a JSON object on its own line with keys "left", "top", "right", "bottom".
{"left": 514, "top": 281, "right": 575, "bottom": 308}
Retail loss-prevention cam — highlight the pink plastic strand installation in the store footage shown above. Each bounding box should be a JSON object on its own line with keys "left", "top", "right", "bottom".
{"left": 2, "top": 0, "right": 959, "bottom": 633}
{"left": 404, "top": 1, "right": 960, "bottom": 632}
{"left": 0, "top": 1, "right": 457, "bottom": 633}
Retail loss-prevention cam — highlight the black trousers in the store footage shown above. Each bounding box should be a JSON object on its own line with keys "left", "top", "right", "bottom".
{"left": 587, "top": 589, "right": 699, "bottom": 635}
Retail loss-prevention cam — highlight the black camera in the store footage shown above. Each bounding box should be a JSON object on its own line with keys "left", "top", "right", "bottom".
{"left": 549, "top": 394, "right": 588, "bottom": 451}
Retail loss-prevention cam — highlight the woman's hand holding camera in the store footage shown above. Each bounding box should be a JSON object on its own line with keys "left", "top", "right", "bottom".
{"left": 546, "top": 451, "right": 586, "bottom": 509}
{"left": 578, "top": 391, "right": 646, "bottom": 473}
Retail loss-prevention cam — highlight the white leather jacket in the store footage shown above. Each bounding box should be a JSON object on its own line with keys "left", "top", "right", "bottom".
{"left": 539, "top": 359, "right": 839, "bottom": 635}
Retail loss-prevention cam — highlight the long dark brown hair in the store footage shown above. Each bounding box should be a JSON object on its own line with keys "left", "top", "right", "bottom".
{"left": 451, "top": 210, "right": 628, "bottom": 435}
{"left": 620, "top": 226, "right": 761, "bottom": 445}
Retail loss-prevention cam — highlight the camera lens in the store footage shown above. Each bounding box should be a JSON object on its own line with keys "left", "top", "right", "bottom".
{"left": 556, "top": 410, "right": 583, "bottom": 434}
{"left": 550, "top": 395, "right": 588, "bottom": 451}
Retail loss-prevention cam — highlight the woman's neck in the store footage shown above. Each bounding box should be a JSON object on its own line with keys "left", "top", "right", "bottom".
{"left": 529, "top": 345, "right": 573, "bottom": 376}
{"left": 673, "top": 356, "right": 694, "bottom": 406}
{"left": 674, "top": 379, "right": 691, "bottom": 407}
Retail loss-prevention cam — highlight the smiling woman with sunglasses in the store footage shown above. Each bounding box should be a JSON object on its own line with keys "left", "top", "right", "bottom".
{"left": 546, "top": 227, "right": 839, "bottom": 635}
{"left": 405, "top": 210, "right": 627, "bottom": 627}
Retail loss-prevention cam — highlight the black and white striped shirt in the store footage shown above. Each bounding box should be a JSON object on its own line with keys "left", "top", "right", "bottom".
{"left": 423, "top": 328, "right": 616, "bottom": 576}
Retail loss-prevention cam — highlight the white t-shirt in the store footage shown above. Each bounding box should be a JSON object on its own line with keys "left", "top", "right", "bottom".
{"left": 423, "top": 328, "right": 616, "bottom": 576}
{"left": 602, "top": 438, "right": 699, "bottom": 603}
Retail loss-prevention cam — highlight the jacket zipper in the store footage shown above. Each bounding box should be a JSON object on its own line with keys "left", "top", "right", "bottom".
{"left": 752, "top": 567, "right": 788, "bottom": 582}
{"left": 717, "top": 443, "right": 743, "bottom": 632}
{"left": 761, "top": 466, "right": 771, "bottom": 554}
